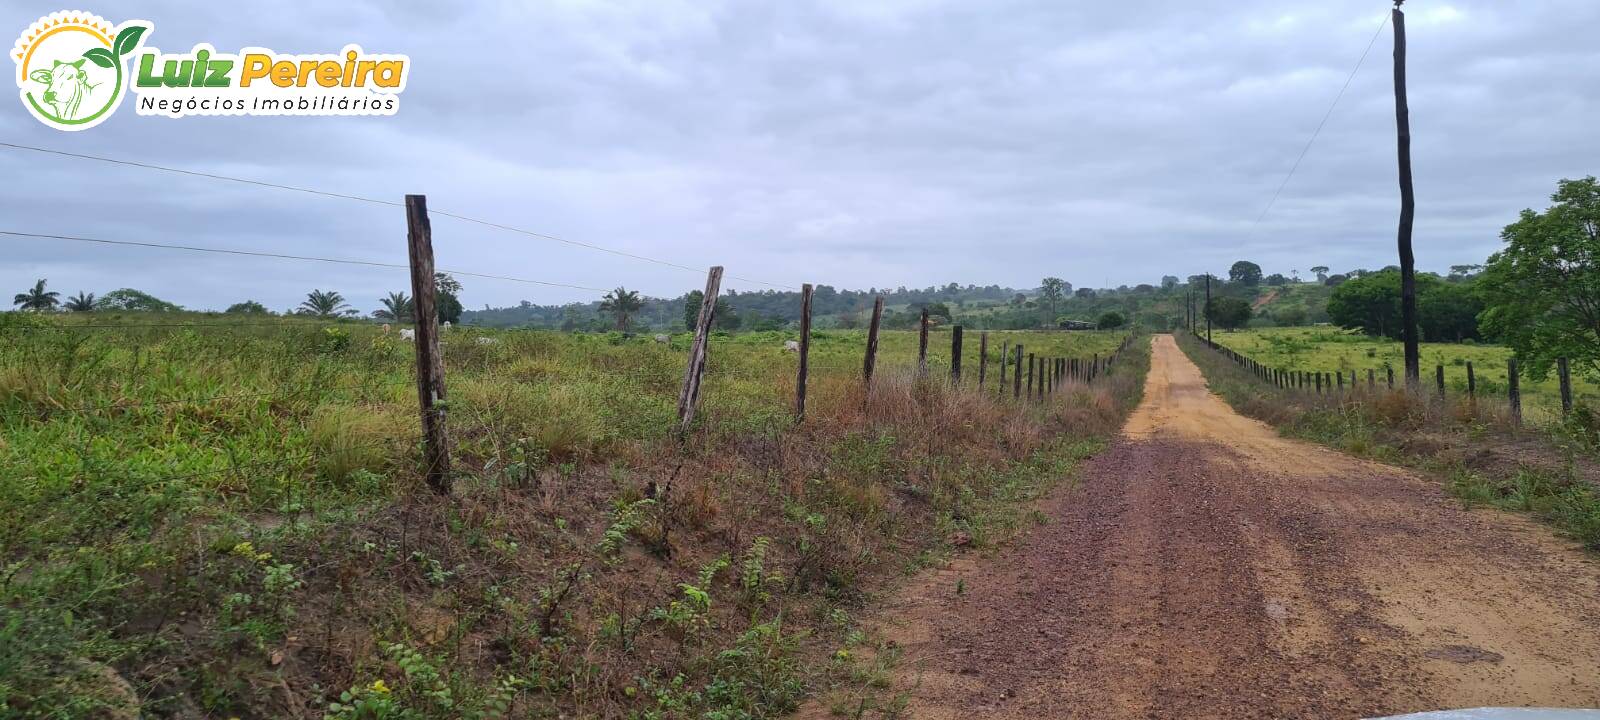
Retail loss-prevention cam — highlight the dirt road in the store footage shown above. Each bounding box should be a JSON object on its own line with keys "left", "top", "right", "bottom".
{"left": 846, "top": 335, "right": 1600, "bottom": 718}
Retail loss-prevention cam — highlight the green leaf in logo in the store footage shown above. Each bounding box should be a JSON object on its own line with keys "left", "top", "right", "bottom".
{"left": 82, "top": 47, "right": 116, "bottom": 69}
{"left": 113, "top": 26, "right": 147, "bottom": 57}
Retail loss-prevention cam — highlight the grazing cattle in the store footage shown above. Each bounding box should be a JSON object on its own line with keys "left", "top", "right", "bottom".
{"left": 381, "top": 323, "right": 391, "bottom": 333}
{"left": 654, "top": 334, "right": 670, "bottom": 344}
{"left": 475, "top": 337, "right": 497, "bottom": 345}
{"left": 400, "top": 328, "right": 415, "bottom": 341}
{"left": 441, "top": 321, "right": 451, "bottom": 330}
{"left": 783, "top": 340, "right": 800, "bottom": 352}
{"left": 31, "top": 59, "right": 94, "bottom": 120}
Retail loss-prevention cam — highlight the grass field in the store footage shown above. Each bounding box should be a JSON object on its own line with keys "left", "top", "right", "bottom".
{"left": 1208, "top": 327, "right": 1598, "bottom": 424}
{"left": 0, "top": 311, "right": 1134, "bottom": 718}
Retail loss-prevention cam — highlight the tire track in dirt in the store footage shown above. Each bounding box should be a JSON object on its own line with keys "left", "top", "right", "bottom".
{"left": 805, "top": 335, "right": 1600, "bottom": 719}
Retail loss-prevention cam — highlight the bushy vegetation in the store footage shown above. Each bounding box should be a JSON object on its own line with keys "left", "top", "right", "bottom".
{"left": 0, "top": 311, "right": 1143, "bottom": 717}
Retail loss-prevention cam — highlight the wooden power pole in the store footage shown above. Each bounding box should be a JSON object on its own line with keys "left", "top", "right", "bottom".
{"left": 1393, "top": 0, "right": 1420, "bottom": 388}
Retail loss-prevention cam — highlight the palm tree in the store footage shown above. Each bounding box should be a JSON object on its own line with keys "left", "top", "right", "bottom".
{"left": 299, "top": 289, "right": 351, "bottom": 318}
{"left": 12, "top": 279, "right": 60, "bottom": 311}
{"left": 373, "top": 291, "right": 413, "bottom": 322}
{"left": 63, "top": 291, "right": 97, "bottom": 312}
{"left": 598, "top": 287, "right": 644, "bottom": 332}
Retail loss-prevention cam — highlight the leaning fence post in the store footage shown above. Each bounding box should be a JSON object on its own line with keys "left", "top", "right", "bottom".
{"left": 1435, "top": 364, "right": 1445, "bottom": 400}
{"left": 950, "top": 325, "right": 964, "bottom": 384}
{"left": 405, "top": 194, "right": 451, "bottom": 494}
{"left": 1558, "top": 358, "right": 1573, "bottom": 415}
{"left": 917, "top": 308, "right": 930, "bottom": 378}
{"left": 677, "top": 266, "right": 723, "bottom": 434}
{"left": 977, "top": 332, "right": 989, "bottom": 389}
{"left": 1013, "top": 344, "right": 1024, "bottom": 399}
{"left": 1507, "top": 358, "right": 1522, "bottom": 425}
{"left": 795, "top": 283, "right": 813, "bottom": 423}
{"left": 863, "top": 296, "right": 884, "bottom": 391}
{"left": 1387, "top": 367, "right": 1395, "bottom": 390}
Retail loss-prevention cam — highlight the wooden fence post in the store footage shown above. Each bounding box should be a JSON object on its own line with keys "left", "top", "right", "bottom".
{"left": 1387, "top": 367, "right": 1395, "bottom": 390}
{"left": 1027, "top": 354, "right": 1036, "bottom": 400}
{"left": 405, "top": 194, "right": 451, "bottom": 494}
{"left": 950, "top": 325, "right": 964, "bottom": 384}
{"left": 1013, "top": 344, "right": 1024, "bottom": 399}
{"left": 795, "top": 283, "right": 813, "bottom": 423}
{"left": 1316, "top": 372, "right": 1323, "bottom": 394}
{"left": 1435, "top": 364, "right": 1445, "bottom": 400}
{"left": 863, "top": 296, "right": 884, "bottom": 390}
{"left": 1466, "top": 361, "right": 1476, "bottom": 397}
{"left": 1367, "top": 369, "right": 1375, "bottom": 390}
{"left": 1337, "top": 371, "right": 1344, "bottom": 392}
{"left": 999, "top": 340, "right": 1009, "bottom": 387}
{"left": 1507, "top": 358, "right": 1522, "bottom": 425}
{"left": 677, "top": 266, "right": 723, "bottom": 434}
{"left": 977, "top": 332, "right": 989, "bottom": 389}
{"left": 917, "top": 308, "right": 930, "bottom": 378}
{"left": 1558, "top": 358, "right": 1573, "bottom": 415}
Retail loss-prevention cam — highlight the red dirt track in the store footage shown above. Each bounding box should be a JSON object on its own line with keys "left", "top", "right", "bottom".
{"left": 816, "top": 335, "right": 1600, "bottom": 719}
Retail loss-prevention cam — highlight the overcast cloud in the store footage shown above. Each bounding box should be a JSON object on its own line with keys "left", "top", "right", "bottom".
{"left": 3, "top": 0, "right": 1597, "bottom": 314}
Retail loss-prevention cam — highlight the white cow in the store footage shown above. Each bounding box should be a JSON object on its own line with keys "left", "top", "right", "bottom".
{"left": 441, "top": 321, "right": 451, "bottom": 330}
{"left": 381, "top": 323, "right": 392, "bottom": 333}
{"left": 783, "top": 340, "right": 801, "bottom": 352}
{"left": 475, "top": 336, "right": 497, "bottom": 345}
{"left": 31, "top": 59, "right": 94, "bottom": 120}
{"left": 400, "top": 328, "right": 415, "bottom": 341}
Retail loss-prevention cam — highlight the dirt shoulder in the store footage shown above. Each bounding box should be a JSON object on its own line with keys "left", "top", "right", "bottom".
{"left": 807, "top": 335, "right": 1600, "bottom": 719}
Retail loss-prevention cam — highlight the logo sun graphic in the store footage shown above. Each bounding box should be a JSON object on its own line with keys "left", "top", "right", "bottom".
{"left": 12, "top": 11, "right": 150, "bottom": 131}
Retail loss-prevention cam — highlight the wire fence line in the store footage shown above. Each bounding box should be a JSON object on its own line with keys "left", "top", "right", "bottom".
{"left": 3, "top": 141, "right": 1139, "bottom": 497}
{"left": 0, "top": 141, "right": 795, "bottom": 290}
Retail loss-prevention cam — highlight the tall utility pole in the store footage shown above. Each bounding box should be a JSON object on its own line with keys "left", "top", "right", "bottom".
{"left": 1204, "top": 274, "right": 1212, "bottom": 344}
{"left": 1393, "top": 0, "right": 1420, "bottom": 388}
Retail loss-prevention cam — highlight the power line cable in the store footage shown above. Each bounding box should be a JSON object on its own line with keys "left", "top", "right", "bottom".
{"left": 0, "top": 229, "right": 608, "bottom": 291}
{"left": 0, "top": 141, "right": 796, "bottom": 290}
{"left": 1252, "top": 12, "right": 1390, "bottom": 228}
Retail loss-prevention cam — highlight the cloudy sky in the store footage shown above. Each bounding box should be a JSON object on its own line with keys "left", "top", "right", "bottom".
{"left": 3, "top": 0, "right": 1597, "bottom": 314}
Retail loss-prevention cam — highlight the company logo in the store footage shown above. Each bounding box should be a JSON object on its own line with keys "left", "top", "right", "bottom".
{"left": 12, "top": 11, "right": 149, "bottom": 131}
{"left": 13, "top": 10, "right": 410, "bottom": 131}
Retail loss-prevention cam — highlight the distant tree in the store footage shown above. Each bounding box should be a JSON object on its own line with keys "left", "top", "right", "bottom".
{"left": 1229, "top": 260, "right": 1263, "bottom": 286}
{"left": 1327, "top": 272, "right": 1404, "bottom": 337}
{"left": 1038, "top": 277, "right": 1066, "bottom": 317}
{"left": 433, "top": 273, "right": 464, "bottom": 324}
{"left": 1133, "top": 284, "right": 1156, "bottom": 294}
{"left": 1096, "top": 311, "right": 1127, "bottom": 330}
{"left": 920, "top": 302, "right": 953, "bottom": 324}
{"left": 63, "top": 291, "right": 97, "bottom": 312}
{"left": 299, "top": 289, "right": 351, "bottom": 318}
{"left": 1074, "top": 287, "right": 1096, "bottom": 299}
{"left": 1264, "top": 273, "right": 1289, "bottom": 286}
{"left": 225, "top": 300, "right": 270, "bottom": 315}
{"left": 1161, "top": 275, "right": 1180, "bottom": 290}
{"left": 1009, "top": 292, "right": 1027, "bottom": 307}
{"left": 1324, "top": 274, "right": 1348, "bottom": 287}
{"left": 1418, "top": 282, "right": 1483, "bottom": 342}
{"left": 373, "top": 291, "right": 413, "bottom": 322}
{"left": 1479, "top": 176, "right": 1600, "bottom": 380}
{"left": 12, "top": 279, "right": 60, "bottom": 311}
{"left": 1310, "top": 266, "right": 1330, "bottom": 283}
{"left": 1447, "top": 264, "right": 1483, "bottom": 282}
{"left": 100, "top": 288, "right": 181, "bottom": 312}
{"left": 1205, "top": 296, "right": 1252, "bottom": 330}
{"left": 599, "top": 287, "right": 645, "bottom": 332}
{"left": 683, "top": 291, "right": 735, "bottom": 331}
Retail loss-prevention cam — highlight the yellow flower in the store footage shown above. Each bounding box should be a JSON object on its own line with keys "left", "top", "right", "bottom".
{"left": 369, "top": 679, "right": 392, "bottom": 694}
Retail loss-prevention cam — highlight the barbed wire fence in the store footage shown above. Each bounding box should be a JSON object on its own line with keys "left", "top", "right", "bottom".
{"left": 1, "top": 142, "right": 1139, "bottom": 497}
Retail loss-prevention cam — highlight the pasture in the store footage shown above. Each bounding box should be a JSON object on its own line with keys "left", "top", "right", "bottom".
{"left": 1209, "top": 327, "right": 1598, "bottom": 423}
{"left": 0, "top": 311, "right": 1134, "bottom": 717}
